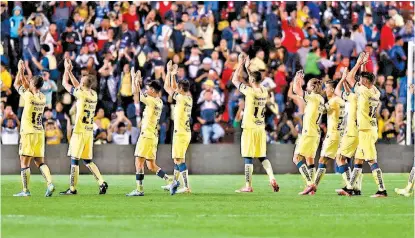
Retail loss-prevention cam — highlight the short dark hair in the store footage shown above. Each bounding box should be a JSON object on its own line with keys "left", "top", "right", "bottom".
{"left": 148, "top": 80, "right": 162, "bottom": 92}
{"left": 178, "top": 79, "right": 190, "bottom": 92}
{"left": 344, "top": 30, "right": 351, "bottom": 38}
{"left": 360, "top": 72, "right": 375, "bottom": 84}
{"left": 250, "top": 71, "right": 262, "bottom": 83}
{"left": 32, "top": 75, "right": 44, "bottom": 89}
{"left": 41, "top": 44, "right": 50, "bottom": 52}
{"left": 325, "top": 79, "right": 339, "bottom": 89}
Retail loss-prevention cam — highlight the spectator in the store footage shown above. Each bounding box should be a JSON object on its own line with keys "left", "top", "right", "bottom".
{"left": 1, "top": 118, "right": 19, "bottom": 145}
{"left": 40, "top": 70, "right": 57, "bottom": 109}
{"left": 45, "top": 119, "right": 63, "bottom": 145}
{"left": 250, "top": 49, "right": 266, "bottom": 72}
{"left": 399, "top": 20, "right": 414, "bottom": 43}
{"left": 31, "top": 44, "right": 60, "bottom": 81}
{"left": 126, "top": 94, "right": 141, "bottom": 145}
{"left": 94, "top": 108, "right": 110, "bottom": 131}
{"left": 50, "top": 1, "right": 76, "bottom": 34}
{"left": 362, "top": 14, "right": 380, "bottom": 46}
{"left": 264, "top": 5, "right": 281, "bottom": 41}
{"left": 198, "top": 79, "right": 222, "bottom": 107}
{"left": 122, "top": 4, "right": 139, "bottom": 31}
{"left": 210, "top": 50, "right": 223, "bottom": 76}
{"left": 388, "top": 36, "right": 407, "bottom": 76}
{"left": 304, "top": 48, "right": 321, "bottom": 79}
{"left": 297, "top": 39, "right": 310, "bottom": 68}
{"left": 0, "top": 62, "right": 12, "bottom": 103}
{"left": 274, "top": 63, "right": 288, "bottom": 112}
{"left": 380, "top": 17, "right": 395, "bottom": 51}
{"left": 9, "top": 6, "right": 24, "bottom": 63}
{"left": 331, "top": 30, "right": 356, "bottom": 59}
{"left": 351, "top": 24, "right": 367, "bottom": 54}
{"left": 107, "top": 121, "right": 131, "bottom": 145}
{"left": 197, "top": 90, "right": 225, "bottom": 144}
{"left": 156, "top": 17, "right": 173, "bottom": 62}
{"left": 198, "top": 14, "right": 215, "bottom": 57}
{"left": 185, "top": 45, "right": 202, "bottom": 79}
{"left": 60, "top": 21, "right": 82, "bottom": 53}
{"left": 381, "top": 78, "right": 398, "bottom": 114}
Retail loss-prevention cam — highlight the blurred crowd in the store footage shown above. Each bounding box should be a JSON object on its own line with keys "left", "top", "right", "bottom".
{"left": 0, "top": 1, "right": 414, "bottom": 146}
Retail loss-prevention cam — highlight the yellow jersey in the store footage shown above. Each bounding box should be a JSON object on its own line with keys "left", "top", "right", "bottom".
{"left": 239, "top": 84, "right": 268, "bottom": 129}
{"left": 72, "top": 87, "right": 97, "bottom": 134}
{"left": 341, "top": 91, "right": 358, "bottom": 137}
{"left": 172, "top": 92, "right": 192, "bottom": 135}
{"left": 355, "top": 83, "right": 380, "bottom": 131}
{"left": 302, "top": 92, "right": 325, "bottom": 136}
{"left": 18, "top": 87, "right": 46, "bottom": 134}
{"left": 140, "top": 92, "right": 163, "bottom": 138}
{"left": 325, "top": 96, "right": 345, "bottom": 137}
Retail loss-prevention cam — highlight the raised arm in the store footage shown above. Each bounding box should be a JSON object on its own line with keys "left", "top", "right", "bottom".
{"left": 62, "top": 58, "right": 76, "bottom": 93}
{"left": 292, "top": 70, "right": 305, "bottom": 98}
{"left": 171, "top": 64, "right": 178, "bottom": 91}
{"left": 163, "top": 61, "right": 174, "bottom": 95}
{"left": 335, "top": 68, "right": 348, "bottom": 97}
{"left": 346, "top": 52, "right": 367, "bottom": 87}
{"left": 14, "top": 60, "right": 25, "bottom": 91}
{"left": 231, "top": 53, "right": 246, "bottom": 88}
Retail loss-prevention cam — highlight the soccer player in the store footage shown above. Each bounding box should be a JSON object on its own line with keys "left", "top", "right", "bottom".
{"left": 291, "top": 70, "right": 325, "bottom": 195}
{"left": 163, "top": 61, "right": 193, "bottom": 194}
{"left": 60, "top": 59, "right": 108, "bottom": 195}
{"left": 313, "top": 79, "right": 345, "bottom": 190}
{"left": 395, "top": 83, "right": 415, "bottom": 197}
{"left": 339, "top": 52, "right": 387, "bottom": 198}
{"left": 13, "top": 60, "right": 55, "bottom": 197}
{"left": 232, "top": 54, "right": 279, "bottom": 193}
{"left": 126, "top": 69, "right": 179, "bottom": 196}
{"left": 334, "top": 66, "right": 363, "bottom": 195}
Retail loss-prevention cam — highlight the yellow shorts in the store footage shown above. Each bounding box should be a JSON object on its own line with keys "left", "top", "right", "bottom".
{"left": 135, "top": 136, "right": 158, "bottom": 160}
{"left": 320, "top": 134, "right": 340, "bottom": 159}
{"left": 172, "top": 134, "right": 191, "bottom": 159}
{"left": 241, "top": 128, "right": 266, "bottom": 158}
{"left": 355, "top": 130, "right": 377, "bottom": 161}
{"left": 294, "top": 135, "right": 320, "bottom": 159}
{"left": 337, "top": 135, "right": 358, "bottom": 158}
{"left": 67, "top": 132, "right": 93, "bottom": 160}
{"left": 19, "top": 133, "right": 45, "bottom": 158}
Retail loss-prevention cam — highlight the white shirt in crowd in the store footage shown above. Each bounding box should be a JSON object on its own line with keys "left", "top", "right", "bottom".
{"left": 1, "top": 127, "right": 19, "bottom": 145}
{"left": 111, "top": 132, "right": 131, "bottom": 145}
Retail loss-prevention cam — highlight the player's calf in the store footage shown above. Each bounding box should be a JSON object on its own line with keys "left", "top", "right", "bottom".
{"left": 368, "top": 161, "right": 387, "bottom": 198}
{"left": 258, "top": 157, "right": 279, "bottom": 192}
{"left": 83, "top": 159, "right": 108, "bottom": 194}
{"left": 236, "top": 158, "right": 254, "bottom": 193}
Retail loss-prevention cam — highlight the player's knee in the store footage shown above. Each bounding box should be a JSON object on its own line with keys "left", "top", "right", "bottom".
{"left": 244, "top": 157, "right": 253, "bottom": 164}
{"left": 319, "top": 157, "right": 329, "bottom": 164}
{"left": 354, "top": 159, "right": 364, "bottom": 165}
{"left": 368, "top": 161, "right": 379, "bottom": 171}
{"left": 258, "top": 157, "right": 267, "bottom": 163}
{"left": 174, "top": 158, "right": 184, "bottom": 164}
{"left": 177, "top": 162, "right": 187, "bottom": 172}
{"left": 82, "top": 159, "right": 92, "bottom": 165}
{"left": 146, "top": 161, "right": 158, "bottom": 172}
{"left": 71, "top": 159, "right": 80, "bottom": 166}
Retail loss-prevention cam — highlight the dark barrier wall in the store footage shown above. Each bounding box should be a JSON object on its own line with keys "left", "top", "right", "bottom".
{"left": 1, "top": 144, "right": 413, "bottom": 175}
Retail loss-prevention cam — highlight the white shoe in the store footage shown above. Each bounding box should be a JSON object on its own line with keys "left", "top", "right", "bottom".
{"left": 161, "top": 184, "right": 171, "bottom": 191}
{"left": 13, "top": 191, "right": 31, "bottom": 197}
{"left": 45, "top": 183, "right": 55, "bottom": 197}
{"left": 126, "top": 190, "right": 144, "bottom": 196}
{"left": 395, "top": 188, "right": 412, "bottom": 197}
{"left": 176, "top": 187, "right": 191, "bottom": 194}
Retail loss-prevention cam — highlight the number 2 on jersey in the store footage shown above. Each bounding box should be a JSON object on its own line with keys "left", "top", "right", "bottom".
{"left": 254, "top": 107, "right": 266, "bottom": 119}
{"left": 82, "top": 110, "right": 94, "bottom": 124}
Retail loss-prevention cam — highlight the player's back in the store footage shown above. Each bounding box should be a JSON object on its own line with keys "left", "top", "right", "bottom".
{"left": 356, "top": 84, "right": 380, "bottom": 131}
{"left": 342, "top": 91, "right": 358, "bottom": 137}
{"left": 140, "top": 92, "right": 163, "bottom": 138}
{"left": 73, "top": 88, "right": 97, "bottom": 134}
{"left": 20, "top": 89, "right": 46, "bottom": 134}
{"left": 326, "top": 96, "right": 345, "bottom": 137}
{"left": 173, "top": 92, "right": 192, "bottom": 135}
{"left": 239, "top": 84, "right": 268, "bottom": 129}
{"left": 302, "top": 92, "right": 325, "bottom": 136}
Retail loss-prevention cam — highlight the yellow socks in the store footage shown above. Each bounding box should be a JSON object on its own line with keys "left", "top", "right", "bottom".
{"left": 85, "top": 161, "right": 105, "bottom": 185}
{"left": 21, "top": 167, "right": 30, "bottom": 192}
{"left": 39, "top": 164, "right": 53, "bottom": 186}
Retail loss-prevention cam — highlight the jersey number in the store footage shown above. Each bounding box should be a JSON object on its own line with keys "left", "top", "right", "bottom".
{"left": 316, "top": 113, "right": 322, "bottom": 124}
{"left": 31, "top": 112, "right": 42, "bottom": 126}
{"left": 337, "top": 116, "right": 344, "bottom": 130}
{"left": 369, "top": 105, "right": 378, "bottom": 118}
{"left": 82, "top": 110, "right": 94, "bottom": 124}
{"left": 254, "top": 107, "right": 266, "bottom": 119}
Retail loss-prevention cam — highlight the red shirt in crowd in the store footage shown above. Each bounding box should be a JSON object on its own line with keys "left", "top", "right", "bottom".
{"left": 281, "top": 20, "right": 304, "bottom": 53}
{"left": 380, "top": 25, "right": 395, "bottom": 51}
{"left": 122, "top": 13, "right": 139, "bottom": 31}
{"left": 274, "top": 71, "right": 287, "bottom": 94}
{"left": 158, "top": 1, "right": 172, "bottom": 20}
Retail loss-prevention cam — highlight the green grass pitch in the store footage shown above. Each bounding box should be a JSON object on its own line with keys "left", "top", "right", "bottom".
{"left": 1, "top": 174, "right": 414, "bottom": 238}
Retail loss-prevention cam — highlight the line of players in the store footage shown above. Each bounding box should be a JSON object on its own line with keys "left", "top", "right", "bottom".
{"left": 12, "top": 51, "right": 415, "bottom": 198}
